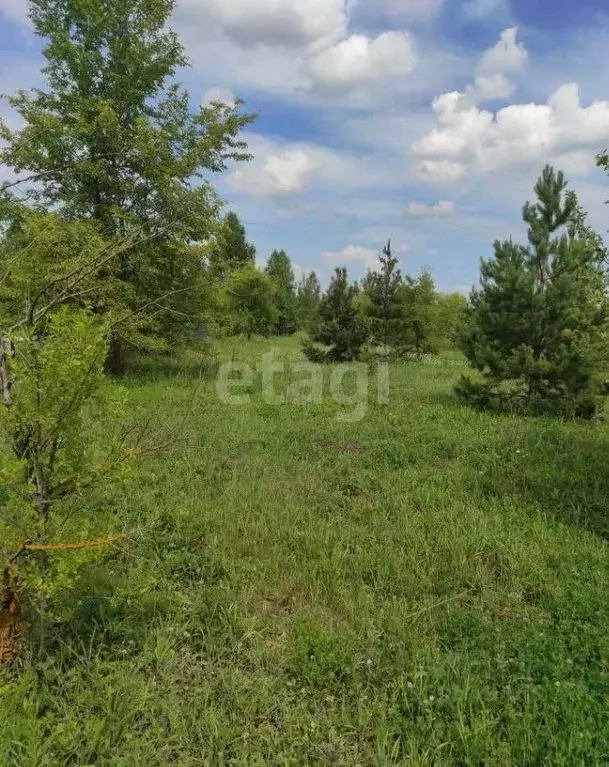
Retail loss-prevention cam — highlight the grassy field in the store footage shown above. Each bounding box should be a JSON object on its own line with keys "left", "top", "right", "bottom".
{"left": 2, "top": 336, "right": 609, "bottom": 765}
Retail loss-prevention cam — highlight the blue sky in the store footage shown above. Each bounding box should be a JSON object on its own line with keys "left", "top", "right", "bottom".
{"left": 1, "top": 0, "right": 609, "bottom": 293}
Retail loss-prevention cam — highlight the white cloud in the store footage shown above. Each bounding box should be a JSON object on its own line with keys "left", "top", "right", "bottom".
{"left": 229, "top": 147, "right": 322, "bottom": 196}
{"left": 174, "top": 1, "right": 435, "bottom": 106}
{"left": 468, "top": 73, "right": 515, "bottom": 102}
{"left": 477, "top": 27, "right": 528, "bottom": 77}
{"left": 321, "top": 245, "right": 379, "bottom": 267}
{"left": 175, "top": 0, "right": 348, "bottom": 50}
{"left": 412, "top": 30, "right": 609, "bottom": 184}
{"left": 455, "top": 28, "right": 527, "bottom": 105}
{"left": 406, "top": 200, "right": 456, "bottom": 217}
{"left": 415, "top": 159, "right": 467, "bottom": 183}
{"left": 201, "top": 86, "right": 237, "bottom": 108}
{"left": 226, "top": 133, "right": 414, "bottom": 200}
{"left": 308, "top": 30, "right": 417, "bottom": 94}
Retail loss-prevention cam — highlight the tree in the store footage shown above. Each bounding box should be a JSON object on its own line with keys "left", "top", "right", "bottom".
{"left": 208, "top": 212, "right": 256, "bottom": 281}
{"left": 304, "top": 267, "right": 367, "bottom": 362}
{"left": 434, "top": 292, "right": 468, "bottom": 348}
{"left": 0, "top": 205, "right": 160, "bottom": 661}
{"left": 265, "top": 249, "right": 296, "bottom": 335}
{"left": 363, "top": 240, "right": 407, "bottom": 349}
{"left": 295, "top": 271, "right": 321, "bottom": 336}
{"left": 457, "top": 165, "right": 608, "bottom": 417}
{"left": 399, "top": 269, "right": 438, "bottom": 358}
{"left": 228, "top": 266, "right": 276, "bottom": 339}
{"left": 0, "top": 0, "right": 255, "bottom": 372}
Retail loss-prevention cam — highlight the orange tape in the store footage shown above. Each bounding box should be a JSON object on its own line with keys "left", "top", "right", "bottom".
{"left": 22, "top": 535, "right": 125, "bottom": 552}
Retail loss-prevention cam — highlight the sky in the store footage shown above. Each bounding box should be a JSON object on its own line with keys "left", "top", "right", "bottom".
{"left": 1, "top": 0, "right": 609, "bottom": 293}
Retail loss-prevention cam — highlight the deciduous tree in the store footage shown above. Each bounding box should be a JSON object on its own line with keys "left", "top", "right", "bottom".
{"left": 0, "top": 0, "right": 255, "bottom": 372}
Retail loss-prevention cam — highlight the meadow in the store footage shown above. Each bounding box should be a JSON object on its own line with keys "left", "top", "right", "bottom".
{"left": 1, "top": 336, "right": 608, "bottom": 766}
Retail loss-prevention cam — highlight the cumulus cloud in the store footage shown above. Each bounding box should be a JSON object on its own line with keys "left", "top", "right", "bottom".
{"left": 175, "top": 0, "right": 348, "bottom": 51}
{"left": 468, "top": 73, "right": 515, "bottom": 102}
{"left": 174, "top": 1, "right": 426, "bottom": 105}
{"left": 414, "top": 160, "right": 467, "bottom": 183}
{"left": 201, "top": 86, "right": 237, "bottom": 108}
{"left": 226, "top": 133, "right": 411, "bottom": 200}
{"left": 228, "top": 147, "right": 323, "bottom": 196}
{"left": 477, "top": 27, "right": 528, "bottom": 76}
{"left": 308, "top": 30, "right": 417, "bottom": 94}
{"left": 413, "top": 82, "right": 609, "bottom": 181}
{"left": 457, "top": 27, "right": 527, "bottom": 105}
{"left": 406, "top": 200, "right": 455, "bottom": 217}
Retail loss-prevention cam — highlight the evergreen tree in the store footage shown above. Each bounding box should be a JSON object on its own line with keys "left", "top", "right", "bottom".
{"left": 305, "top": 267, "right": 367, "bottom": 362}
{"left": 295, "top": 271, "right": 322, "bottom": 335}
{"left": 0, "top": 0, "right": 254, "bottom": 372}
{"left": 228, "top": 266, "right": 276, "bottom": 339}
{"left": 208, "top": 212, "right": 256, "bottom": 281}
{"left": 265, "top": 249, "right": 296, "bottom": 335}
{"left": 363, "top": 240, "right": 407, "bottom": 349}
{"left": 457, "top": 165, "right": 608, "bottom": 417}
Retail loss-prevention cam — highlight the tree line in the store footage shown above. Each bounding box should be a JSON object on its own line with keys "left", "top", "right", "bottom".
{"left": 206, "top": 211, "right": 468, "bottom": 359}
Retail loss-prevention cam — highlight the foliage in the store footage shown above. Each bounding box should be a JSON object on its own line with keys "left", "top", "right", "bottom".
{"left": 362, "top": 240, "right": 407, "bottom": 348}
{"left": 265, "top": 249, "right": 297, "bottom": 336}
{"left": 399, "top": 269, "right": 439, "bottom": 358}
{"left": 304, "top": 267, "right": 368, "bottom": 362}
{"left": 0, "top": 0, "right": 255, "bottom": 371}
{"left": 207, "top": 212, "right": 256, "bottom": 282}
{"left": 434, "top": 292, "right": 469, "bottom": 348}
{"left": 228, "top": 266, "right": 276, "bottom": 339}
{"left": 457, "top": 165, "right": 609, "bottom": 417}
{"left": 0, "top": 210, "right": 139, "bottom": 654}
{"left": 295, "top": 270, "right": 321, "bottom": 336}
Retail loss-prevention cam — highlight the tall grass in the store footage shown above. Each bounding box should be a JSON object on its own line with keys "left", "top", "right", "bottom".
{"left": 2, "top": 337, "right": 608, "bottom": 765}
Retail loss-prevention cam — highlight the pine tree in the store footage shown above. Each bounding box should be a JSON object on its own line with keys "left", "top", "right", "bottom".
{"left": 305, "top": 267, "right": 368, "bottom": 362}
{"left": 265, "top": 249, "right": 296, "bottom": 335}
{"left": 457, "top": 165, "right": 608, "bottom": 417}
{"left": 363, "top": 240, "right": 407, "bottom": 350}
{"left": 295, "top": 271, "right": 321, "bottom": 335}
{"left": 0, "top": 0, "right": 254, "bottom": 372}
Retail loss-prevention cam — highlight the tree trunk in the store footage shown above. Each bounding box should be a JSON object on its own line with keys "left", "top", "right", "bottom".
{"left": 0, "top": 337, "right": 13, "bottom": 406}
{"left": 105, "top": 333, "right": 127, "bottom": 376}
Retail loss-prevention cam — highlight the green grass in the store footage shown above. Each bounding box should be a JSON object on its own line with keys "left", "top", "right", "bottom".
{"left": 2, "top": 336, "right": 609, "bottom": 765}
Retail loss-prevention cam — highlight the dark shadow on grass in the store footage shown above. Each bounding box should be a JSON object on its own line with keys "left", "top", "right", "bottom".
{"left": 126, "top": 351, "right": 219, "bottom": 382}
{"left": 463, "top": 423, "right": 609, "bottom": 540}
